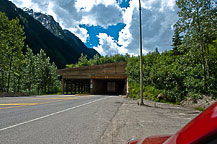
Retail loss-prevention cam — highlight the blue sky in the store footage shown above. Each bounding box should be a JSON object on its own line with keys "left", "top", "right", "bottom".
{"left": 80, "top": 23, "right": 126, "bottom": 47}
{"left": 11, "top": 0, "right": 179, "bottom": 56}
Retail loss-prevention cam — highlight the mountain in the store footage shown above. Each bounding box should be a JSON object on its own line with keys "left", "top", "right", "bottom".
{"left": 22, "top": 8, "right": 96, "bottom": 54}
{"left": 22, "top": 7, "right": 65, "bottom": 39}
{"left": 0, "top": 0, "right": 99, "bottom": 68}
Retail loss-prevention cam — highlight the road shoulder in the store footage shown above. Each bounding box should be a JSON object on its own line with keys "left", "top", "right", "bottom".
{"left": 99, "top": 98, "right": 200, "bottom": 144}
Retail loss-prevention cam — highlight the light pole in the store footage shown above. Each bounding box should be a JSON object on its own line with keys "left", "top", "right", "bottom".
{"left": 139, "top": 0, "right": 144, "bottom": 105}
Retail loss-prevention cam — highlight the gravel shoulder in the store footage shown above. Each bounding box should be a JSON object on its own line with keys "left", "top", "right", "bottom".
{"left": 99, "top": 97, "right": 200, "bottom": 144}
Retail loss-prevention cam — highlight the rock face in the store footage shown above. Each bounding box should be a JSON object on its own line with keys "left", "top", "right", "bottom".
{"left": 0, "top": 0, "right": 99, "bottom": 68}
{"left": 22, "top": 8, "right": 91, "bottom": 51}
{"left": 23, "top": 8, "right": 65, "bottom": 39}
{"left": 181, "top": 96, "right": 216, "bottom": 109}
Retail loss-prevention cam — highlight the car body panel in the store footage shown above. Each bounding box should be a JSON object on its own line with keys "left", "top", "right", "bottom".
{"left": 142, "top": 135, "right": 171, "bottom": 144}
{"left": 128, "top": 135, "right": 171, "bottom": 144}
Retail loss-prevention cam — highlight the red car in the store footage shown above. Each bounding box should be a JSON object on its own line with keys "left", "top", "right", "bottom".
{"left": 128, "top": 101, "right": 217, "bottom": 144}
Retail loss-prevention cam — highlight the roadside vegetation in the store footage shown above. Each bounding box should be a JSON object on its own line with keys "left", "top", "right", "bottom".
{"left": 0, "top": 12, "right": 60, "bottom": 95}
{"left": 67, "top": 0, "right": 217, "bottom": 103}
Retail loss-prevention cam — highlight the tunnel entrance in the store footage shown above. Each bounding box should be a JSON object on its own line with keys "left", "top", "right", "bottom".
{"left": 57, "top": 62, "right": 128, "bottom": 95}
{"left": 92, "top": 79, "right": 126, "bottom": 95}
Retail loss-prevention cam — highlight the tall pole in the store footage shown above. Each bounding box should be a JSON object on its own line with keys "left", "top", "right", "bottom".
{"left": 139, "top": 0, "right": 144, "bottom": 105}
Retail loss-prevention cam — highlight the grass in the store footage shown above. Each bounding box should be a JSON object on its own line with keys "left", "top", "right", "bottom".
{"left": 195, "top": 107, "right": 205, "bottom": 111}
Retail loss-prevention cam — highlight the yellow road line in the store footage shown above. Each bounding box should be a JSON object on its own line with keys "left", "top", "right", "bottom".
{"left": 28, "top": 97, "right": 79, "bottom": 100}
{"left": 5, "top": 95, "right": 91, "bottom": 101}
{"left": 0, "top": 106, "right": 24, "bottom": 110}
{"left": 0, "top": 103, "right": 39, "bottom": 106}
{"left": 0, "top": 100, "right": 63, "bottom": 109}
{"left": 0, "top": 98, "right": 80, "bottom": 110}
{"left": 37, "top": 100, "right": 65, "bottom": 105}
{"left": 6, "top": 95, "right": 76, "bottom": 101}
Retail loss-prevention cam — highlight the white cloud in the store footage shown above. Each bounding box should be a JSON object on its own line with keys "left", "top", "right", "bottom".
{"left": 89, "top": 4, "right": 123, "bottom": 28}
{"left": 114, "top": 0, "right": 177, "bottom": 55}
{"left": 140, "top": 0, "right": 175, "bottom": 11}
{"left": 159, "top": 0, "right": 176, "bottom": 12}
{"left": 11, "top": 0, "right": 41, "bottom": 12}
{"left": 122, "top": 0, "right": 136, "bottom": 25}
{"left": 74, "top": 0, "right": 95, "bottom": 12}
{"left": 75, "top": 0, "right": 117, "bottom": 12}
{"left": 94, "top": 33, "right": 128, "bottom": 56}
{"left": 11, "top": 0, "right": 178, "bottom": 56}
{"left": 68, "top": 27, "right": 89, "bottom": 43}
{"left": 77, "top": 4, "right": 123, "bottom": 28}
{"left": 118, "top": 25, "right": 132, "bottom": 49}
{"left": 46, "top": 1, "right": 58, "bottom": 21}
{"left": 80, "top": 15, "right": 97, "bottom": 26}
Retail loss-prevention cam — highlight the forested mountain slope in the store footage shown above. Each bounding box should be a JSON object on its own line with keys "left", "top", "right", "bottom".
{"left": 0, "top": 0, "right": 99, "bottom": 68}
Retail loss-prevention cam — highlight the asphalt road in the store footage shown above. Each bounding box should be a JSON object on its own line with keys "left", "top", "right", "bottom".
{"left": 0, "top": 95, "right": 123, "bottom": 144}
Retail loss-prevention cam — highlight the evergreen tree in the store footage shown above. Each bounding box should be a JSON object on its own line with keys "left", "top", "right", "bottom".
{"left": 172, "top": 25, "right": 183, "bottom": 55}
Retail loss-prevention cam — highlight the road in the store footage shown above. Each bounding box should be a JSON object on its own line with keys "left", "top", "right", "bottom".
{"left": 0, "top": 95, "right": 123, "bottom": 144}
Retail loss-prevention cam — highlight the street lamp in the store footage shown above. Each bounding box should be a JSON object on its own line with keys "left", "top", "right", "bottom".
{"left": 139, "top": 0, "right": 144, "bottom": 105}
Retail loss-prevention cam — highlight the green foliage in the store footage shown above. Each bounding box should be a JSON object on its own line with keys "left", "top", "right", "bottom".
{"left": 143, "top": 86, "right": 165, "bottom": 101}
{"left": 31, "top": 49, "right": 60, "bottom": 94}
{"left": 175, "top": 0, "right": 217, "bottom": 90}
{"left": 171, "top": 25, "right": 183, "bottom": 55}
{"left": 0, "top": 11, "right": 25, "bottom": 92}
{"left": 127, "top": 45, "right": 216, "bottom": 103}
{"left": 127, "top": 82, "right": 140, "bottom": 99}
{"left": 195, "top": 107, "right": 205, "bottom": 111}
{"left": 188, "top": 92, "right": 201, "bottom": 103}
{"left": 66, "top": 54, "right": 129, "bottom": 68}
{"left": 126, "top": 56, "right": 140, "bottom": 83}
{"left": 0, "top": 12, "right": 60, "bottom": 95}
{"left": 207, "top": 38, "right": 217, "bottom": 95}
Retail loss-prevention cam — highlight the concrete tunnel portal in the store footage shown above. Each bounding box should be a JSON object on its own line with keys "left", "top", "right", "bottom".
{"left": 57, "top": 62, "right": 128, "bottom": 95}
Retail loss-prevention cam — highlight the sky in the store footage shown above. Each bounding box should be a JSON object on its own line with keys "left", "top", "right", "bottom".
{"left": 10, "top": 0, "right": 179, "bottom": 56}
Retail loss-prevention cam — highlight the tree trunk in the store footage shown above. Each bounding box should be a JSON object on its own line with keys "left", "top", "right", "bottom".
{"left": 1, "top": 72, "right": 3, "bottom": 92}
{"left": 28, "top": 84, "right": 31, "bottom": 95}
{"left": 17, "top": 76, "right": 21, "bottom": 92}
{"left": 205, "top": 44, "right": 211, "bottom": 77}
{"left": 196, "top": 5, "right": 207, "bottom": 90}
{"left": 7, "top": 56, "right": 13, "bottom": 93}
{"left": 200, "top": 44, "right": 207, "bottom": 90}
